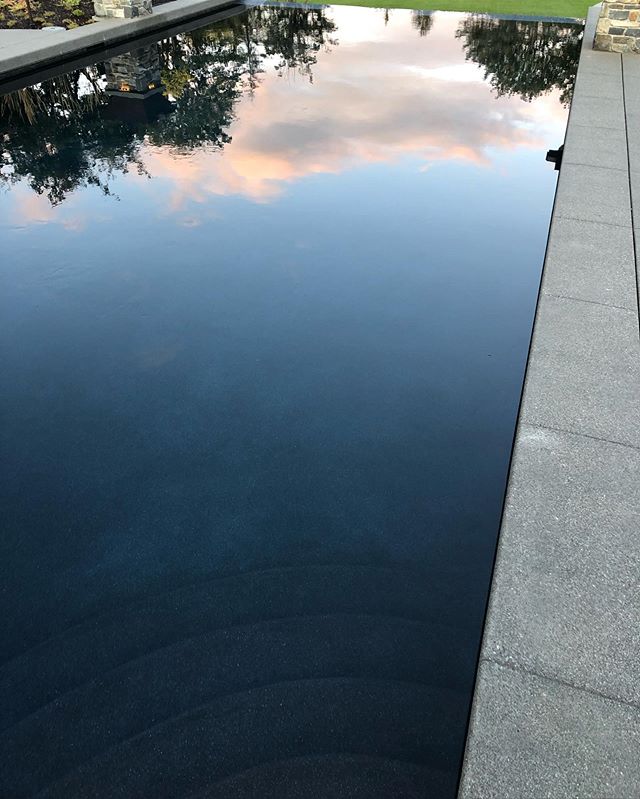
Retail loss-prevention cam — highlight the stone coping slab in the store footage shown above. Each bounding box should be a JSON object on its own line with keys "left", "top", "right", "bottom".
{"left": 459, "top": 4, "right": 640, "bottom": 797}
{"left": 0, "top": 0, "right": 243, "bottom": 88}
{"left": 461, "top": 660, "right": 640, "bottom": 799}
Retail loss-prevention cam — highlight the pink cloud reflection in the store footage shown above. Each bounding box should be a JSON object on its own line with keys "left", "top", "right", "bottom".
{"left": 139, "top": 9, "right": 568, "bottom": 212}
{"left": 6, "top": 8, "right": 570, "bottom": 226}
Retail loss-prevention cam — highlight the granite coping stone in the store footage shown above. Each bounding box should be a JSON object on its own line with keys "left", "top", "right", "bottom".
{"left": 540, "top": 216, "right": 637, "bottom": 309}
{"left": 521, "top": 293, "right": 640, "bottom": 448}
{"left": 566, "top": 91, "right": 627, "bottom": 127}
{"left": 572, "top": 64, "right": 624, "bottom": 97}
{"left": 0, "top": 30, "right": 64, "bottom": 48}
{"left": 624, "top": 65, "right": 640, "bottom": 233}
{"left": 553, "top": 162, "right": 631, "bottom": 225}
{"left": 630, "top": 179, "right": 640, "bottom": 233}
{"left": 482, "top": 424, "right": 640, "bottom": 708}
{"left": 460, "top": 4, "right": 640, "bottom": 795}
{"left": 623, "top": 50, "right": 640, "bottom": 74}
{"left": 578, "top": 46, "right": 624, "bottom": 71}
{"left": 460, "top": 660, "right": 640, "bottom": 799}
{"left": 561, "top": 122, "right": 628, "bottom": 169}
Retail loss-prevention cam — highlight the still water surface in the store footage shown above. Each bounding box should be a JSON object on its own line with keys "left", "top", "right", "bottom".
{"left": 0, "top": 7, "right": 580, "bottom": 797}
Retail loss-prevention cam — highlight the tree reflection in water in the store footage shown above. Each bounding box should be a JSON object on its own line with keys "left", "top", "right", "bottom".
{"left": 0, "top": 7, "right": 581, "bottom": 208}
{"left": 456, "top": 16, "right": 582, "bottom": 106}
{"left": 0, "top": 6, "right": 336, "bottom": 204}
{"left": 411, "top": 10, "right": 434, "bottom": 38}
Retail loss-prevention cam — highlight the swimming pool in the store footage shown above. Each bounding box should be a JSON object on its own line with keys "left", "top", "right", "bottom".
{"left": 0, "top": 7, "right": 580, "bottom": 797}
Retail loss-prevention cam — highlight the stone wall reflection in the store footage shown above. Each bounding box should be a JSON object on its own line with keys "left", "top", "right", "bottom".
{"left": 104, "top": 44, "right": 174, "bottom": 124}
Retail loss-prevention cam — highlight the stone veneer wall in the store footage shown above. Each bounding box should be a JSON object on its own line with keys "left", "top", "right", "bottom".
{"left": 594, "top": 0, "right": 640, "bottom": 52}
{"left": 94, "top": 0, "right": 152, "bottom": 19}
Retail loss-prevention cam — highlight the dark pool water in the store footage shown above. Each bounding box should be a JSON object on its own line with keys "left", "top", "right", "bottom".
{"left": 0, "top": 7, "right": 580, "bottom": 797}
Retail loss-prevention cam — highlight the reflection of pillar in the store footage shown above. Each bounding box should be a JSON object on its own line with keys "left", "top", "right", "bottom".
{"left": 104, "top": 44, "right": 173, "bottom": 123}
{"left": 594, "top": 0, "right": 640, "bottom": 52}
{"left": 94, "top": 0, "right": 151, "bottom": 18}
{"left": 105, "top": 45, "right": 162, "bottom": 95}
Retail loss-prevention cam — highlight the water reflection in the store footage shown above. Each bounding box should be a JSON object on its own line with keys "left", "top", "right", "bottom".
{"left": 0, "top": 7, "right": 579, "bottom": 799}
{"left": 0, "top": 7, "right": 580, "bottom": 209}
{"left": 457, "top": 16, "right": 582, "bottom": 105}
{"left": 0, "top": 6, "right": 337, "bottom": 205}
{"left": 411, "top": 9, "right": 434, "bottom": 36}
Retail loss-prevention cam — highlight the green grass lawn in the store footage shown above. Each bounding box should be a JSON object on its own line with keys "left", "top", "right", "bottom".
{"left": 279, "top": 0, "right": 589, "bottom": 19}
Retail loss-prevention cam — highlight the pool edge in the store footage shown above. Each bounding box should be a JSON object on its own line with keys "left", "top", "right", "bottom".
{"left": 0, "top": 0, "right": 244, "bottom": 91}
{"left": 458, "top": 5, "right": 640, "bottom": 797}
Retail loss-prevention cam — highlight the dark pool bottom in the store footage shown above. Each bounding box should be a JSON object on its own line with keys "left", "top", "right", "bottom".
{"left": 0, "top": 5, "right": 579, "bottom": 797}
{"left": 2, "top": 564, "right": 481, "bottom": 797}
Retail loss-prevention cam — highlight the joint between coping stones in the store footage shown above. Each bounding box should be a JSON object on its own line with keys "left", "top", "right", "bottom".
{"left": 514, "top": 419, "right": 640, "bottom": 454}
{"left": 481, "top": 656, "right": 640, "bottom": 713}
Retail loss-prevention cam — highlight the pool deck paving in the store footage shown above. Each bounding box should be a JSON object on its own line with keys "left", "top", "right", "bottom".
{"left": 459, "top": 5, "right": 640, "bottom": 798}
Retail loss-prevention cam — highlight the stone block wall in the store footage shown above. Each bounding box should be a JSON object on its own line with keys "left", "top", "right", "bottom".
{"left": 94, "top": 0, "right": 152, "bottom": 19}
{"left": 594, "top": 0, "right": 640, "bottom": 52}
